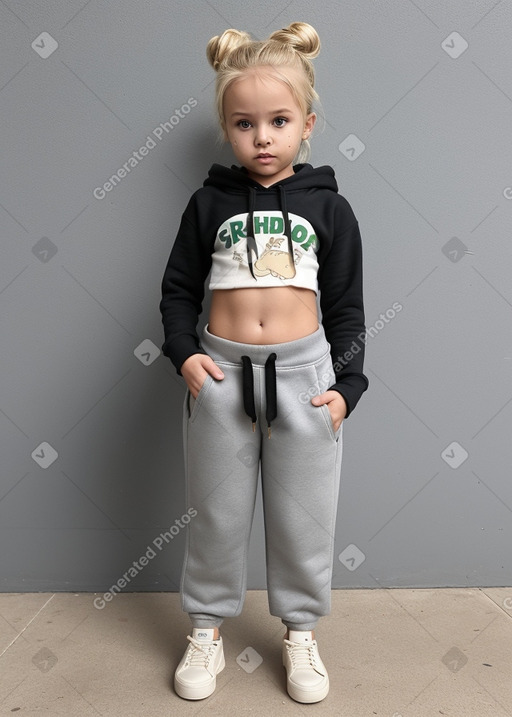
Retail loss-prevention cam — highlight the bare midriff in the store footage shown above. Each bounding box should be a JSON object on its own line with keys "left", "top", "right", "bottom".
{"left": 208, "top": 286, "right": 319, "bottom": 344}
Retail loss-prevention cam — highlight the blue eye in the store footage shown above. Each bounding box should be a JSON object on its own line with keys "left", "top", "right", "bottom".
{"left": 237, "top": 120, "right": 251, "bottom": 129}
{"left": 273, "top": 117, "right": 287, "bottom": 127}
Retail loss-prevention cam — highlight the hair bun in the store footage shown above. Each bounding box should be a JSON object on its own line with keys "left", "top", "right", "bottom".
{"left": 269, "top": 22, "right": 320, "bottom": 59}
{"left": 206, "top": 29, "right": 252, "bottom": 71}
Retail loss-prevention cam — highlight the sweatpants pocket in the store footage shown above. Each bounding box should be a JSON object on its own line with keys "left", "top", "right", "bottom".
{"left": 187, "top": 374, "right": 214, "bottom": 422}
{"left": 319, "top": 403, "right": 342, "bottom": 442}
{"left": 313, "top": 352, "right": 342, "bottom": 442}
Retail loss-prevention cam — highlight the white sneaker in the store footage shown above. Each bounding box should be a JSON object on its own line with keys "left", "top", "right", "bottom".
{"left": 283, "top": 630, "right": 329, "bottom": 703}
{"left": 174, "top": 628, "right": 225, "bottom": 700}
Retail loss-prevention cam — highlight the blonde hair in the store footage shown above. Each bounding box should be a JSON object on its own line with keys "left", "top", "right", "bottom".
{"left": 206, "top": 22, "right": 321, "bottom": 164}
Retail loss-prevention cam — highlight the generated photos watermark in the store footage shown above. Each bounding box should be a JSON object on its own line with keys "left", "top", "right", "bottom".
{"left": 298, "top": 300, "right": 403, "bottom": 403}
{"left": 93, "top": 508, "right": 197, "bottom": 609}
{"left": 334, "top": 301, "right": 403, "bottom": 372}
{"left": 93, "top": 97, "right": 198, "bottom": 199}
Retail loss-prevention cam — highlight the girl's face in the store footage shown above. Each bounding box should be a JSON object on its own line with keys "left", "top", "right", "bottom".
{"left": 223, "top": 67, "right": 316, "bottom": 187}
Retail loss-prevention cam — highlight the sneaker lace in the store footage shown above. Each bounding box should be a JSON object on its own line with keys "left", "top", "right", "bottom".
{"left": 184, "top": 636, "right": 217, "bottom": 668}
{"left": 284, "top": 639, "right": 318, "bottom": 670}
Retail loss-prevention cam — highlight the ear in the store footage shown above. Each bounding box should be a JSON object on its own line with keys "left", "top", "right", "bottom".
{"left": 302, "top": 112, "right": 316, "bottom": 140}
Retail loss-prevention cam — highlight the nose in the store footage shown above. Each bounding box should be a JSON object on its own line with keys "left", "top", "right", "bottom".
{"left": 254, "top": 125, "right": 272, "bottom": 146}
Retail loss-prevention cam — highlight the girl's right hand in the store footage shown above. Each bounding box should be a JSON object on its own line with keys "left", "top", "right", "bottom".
{"left": 180, "top": 353, "right": 225, "bottom": 398}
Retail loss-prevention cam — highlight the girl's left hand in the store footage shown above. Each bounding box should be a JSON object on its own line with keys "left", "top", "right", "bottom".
{"left": 311, "top": 391, "right": 347, "bottom": 432}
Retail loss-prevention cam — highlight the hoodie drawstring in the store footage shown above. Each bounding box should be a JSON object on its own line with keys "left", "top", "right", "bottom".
{"left": 246, "top": 187, "right": 258, "bottom": 280}
{"left": 241, "top": 353, "right": 278, "bottom": 437}
{"left": 246, "top": 183, "right": 295, "bottom": 280}
{"left": 278, "top": 184, "right": 295, "bottom": 276}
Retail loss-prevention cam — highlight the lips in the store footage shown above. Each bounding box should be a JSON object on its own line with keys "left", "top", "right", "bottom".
{"left": 255, "top": 154, "right": 275, "bottom": 164}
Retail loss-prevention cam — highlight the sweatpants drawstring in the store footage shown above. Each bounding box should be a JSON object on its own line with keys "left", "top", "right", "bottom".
{"left": 241, "top": 356, "right": 257, "bottom": 432}
{"left": 241, "top": 353, "right": 278, "bottom": 437}
{"left": 264, "top": 353, "right": 277, "bottom": 438}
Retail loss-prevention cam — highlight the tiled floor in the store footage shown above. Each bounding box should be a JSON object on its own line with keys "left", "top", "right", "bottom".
{"left": 0, "top": 589, "right": 511, "bottom": 716}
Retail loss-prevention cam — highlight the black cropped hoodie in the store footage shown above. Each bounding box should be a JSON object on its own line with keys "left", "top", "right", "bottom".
{"left": 159, "top": 162, "right": 369, "bottom": 418}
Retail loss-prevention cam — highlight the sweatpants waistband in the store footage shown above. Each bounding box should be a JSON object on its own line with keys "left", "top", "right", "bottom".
{"left": 201, "top": 323, "right": 331, "bottom": 368}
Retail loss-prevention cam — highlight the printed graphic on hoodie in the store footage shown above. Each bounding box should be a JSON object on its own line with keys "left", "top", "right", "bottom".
{"left": 209, "top": 211, "right": 320, "bottom": 292}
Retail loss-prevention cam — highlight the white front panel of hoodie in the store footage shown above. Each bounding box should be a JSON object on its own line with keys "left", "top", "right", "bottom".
{"left": 208, "top": 210, "right": 320, "bottom": 292}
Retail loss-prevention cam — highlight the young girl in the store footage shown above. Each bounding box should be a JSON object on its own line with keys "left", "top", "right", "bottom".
{"left": 159, "top": 21, "right": 368, "bottom": 704}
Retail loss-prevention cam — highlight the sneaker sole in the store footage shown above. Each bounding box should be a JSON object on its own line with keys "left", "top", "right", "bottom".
{"left": 285, "top": 673, "right": 329, "bottom": 704}
{"left": 174, "top": 654, "right": 226, "bottom": 700}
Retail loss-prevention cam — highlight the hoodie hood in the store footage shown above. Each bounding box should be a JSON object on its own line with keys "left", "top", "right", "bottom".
{"left": 203, "top": 162, "right": 339, "bottom": 194}
{"left": 203, "top": 163, "right": 339, "bottom": 279}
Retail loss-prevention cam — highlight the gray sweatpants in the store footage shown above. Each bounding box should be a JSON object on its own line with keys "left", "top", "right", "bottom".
{"left": 181, "top": 323, "right": 343, "bottom": 631}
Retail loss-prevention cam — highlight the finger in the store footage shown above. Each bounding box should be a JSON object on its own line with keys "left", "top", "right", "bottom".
{"left": 189, "top": 376, "right": 205, "bottom": 399}
{"left": 311, "top": 392, "right": 328, "bottom": 406}
{"left": 204, "top": 356, "right": 224, "bottom": 380}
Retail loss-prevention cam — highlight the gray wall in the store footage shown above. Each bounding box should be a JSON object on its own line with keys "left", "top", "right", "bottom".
{"left": 1, "top": 0, "right": 511, "bottom": 593}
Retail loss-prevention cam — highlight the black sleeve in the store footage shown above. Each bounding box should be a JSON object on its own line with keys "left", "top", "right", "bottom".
{"left": 319, "top": 218, "right": 369, "bottom": 417}
{"left": 159, "top": 197, "right": 212, "bottom": 374}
